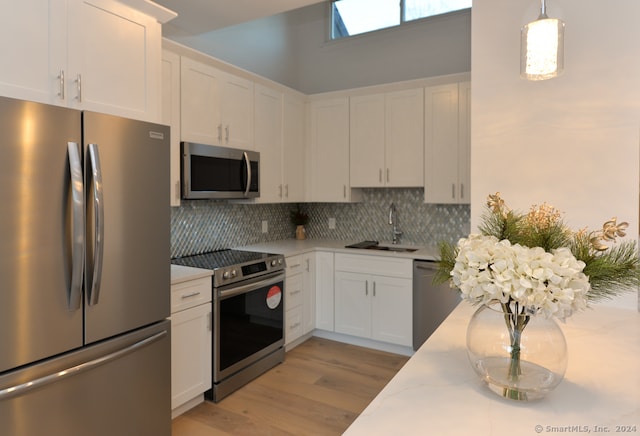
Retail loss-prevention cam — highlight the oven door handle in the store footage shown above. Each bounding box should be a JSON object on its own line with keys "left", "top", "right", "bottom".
{"left": 218, "top": 273, "right": 285, "bottom": 300}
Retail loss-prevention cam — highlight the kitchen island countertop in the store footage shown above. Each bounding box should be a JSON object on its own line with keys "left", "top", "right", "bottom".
{"left": 344, "top": 300, "right": 640, "bottom": 436}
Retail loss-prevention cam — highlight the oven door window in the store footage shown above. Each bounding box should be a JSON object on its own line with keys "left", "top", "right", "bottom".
{"left": 218, "top": 281, "right": 284, "bottom": 373}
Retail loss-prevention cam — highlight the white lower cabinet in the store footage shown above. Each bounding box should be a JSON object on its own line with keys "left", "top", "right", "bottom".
{"left": 285, "top": 253, "right": 316, "bottom": 346}
{"left": 314, "top": 251, "right": 335, "bottom": 331}
{"left": 334, "top": 254, "right": 412, "bottom": 347}
{"left": 170, "top": 276, "right": 212, "bottom": 417}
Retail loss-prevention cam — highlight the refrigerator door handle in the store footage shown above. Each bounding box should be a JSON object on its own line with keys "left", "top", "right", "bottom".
{"left": 87, "top": 143, "right": 104, "bottom": 306}
{"left": 0, "top": 330, "right": 167, "bottom": 401}
{"left": 67, "top": 142, "right": 84, "bottom": 311}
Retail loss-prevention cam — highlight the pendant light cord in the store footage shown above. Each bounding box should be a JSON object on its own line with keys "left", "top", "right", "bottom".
{"left": 540, "top": 0, "right": 548, "bottom": 19}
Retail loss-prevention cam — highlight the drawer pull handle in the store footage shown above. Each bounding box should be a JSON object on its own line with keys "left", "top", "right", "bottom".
{"left": 181, "top": 291, "right": 201, "bottom": 299}
{"left": 290, "top": 290, "right": 302, "bottom": 295}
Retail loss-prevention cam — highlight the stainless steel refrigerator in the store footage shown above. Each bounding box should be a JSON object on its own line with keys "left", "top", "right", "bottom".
{"left": 0, "top": 97, "right": 171, "bottom": 436}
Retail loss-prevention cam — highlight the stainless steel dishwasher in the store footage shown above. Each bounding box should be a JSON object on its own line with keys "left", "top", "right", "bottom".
{"left": 413, "top": 260, "right": 461, "bottom": 350}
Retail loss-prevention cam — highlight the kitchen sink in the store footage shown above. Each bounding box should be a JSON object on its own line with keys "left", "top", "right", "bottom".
{"left": 345, "top": 241, "right": 420, "bottom": 253}
{"left": 366, "top": 245, "right": 418, "bottom": 253}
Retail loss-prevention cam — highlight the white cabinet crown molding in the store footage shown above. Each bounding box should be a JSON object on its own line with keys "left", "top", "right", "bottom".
{"left": 118, "top": 0, "right": 177, "bottom": 23}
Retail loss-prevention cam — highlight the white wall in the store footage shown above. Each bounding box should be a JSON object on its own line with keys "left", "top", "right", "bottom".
{"left": 163, "top": 13, "right": 301, "bottom": 90}
{"left": 163, "top": 3, "right": 471, "bottom": 94}
{"left": 291, "top": 4, "right": 471, "bottom": 93}
{"left": 471, "top": 0, "right": 640, "bottom": 309}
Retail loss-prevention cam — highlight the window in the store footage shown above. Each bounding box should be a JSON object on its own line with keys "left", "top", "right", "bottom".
{"left": 331, "top": 0, "right": 472, "bottom": 39}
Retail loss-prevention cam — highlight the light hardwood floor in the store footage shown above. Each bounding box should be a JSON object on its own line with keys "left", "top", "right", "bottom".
{"left": 171, "top": 337, "right": 409, "bottom": 436}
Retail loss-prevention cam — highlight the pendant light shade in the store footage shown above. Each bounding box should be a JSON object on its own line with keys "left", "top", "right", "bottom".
{"left": 520, "top": 0, "right": 565, "bottom": 81}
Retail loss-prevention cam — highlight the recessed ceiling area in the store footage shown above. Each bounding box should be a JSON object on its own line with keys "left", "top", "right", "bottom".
{"left": 154, "top": 0, "right": 326, "bottom": 35}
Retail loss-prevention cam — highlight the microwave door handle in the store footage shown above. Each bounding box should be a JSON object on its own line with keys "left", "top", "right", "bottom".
{"left": 67, "top": 142, "right": 84, "bottom": 311}
{"left": 87, "top": 143, "right": 104, "bottom": 306}
{"left": 243, "top": 151, "right": 251, "bottom": 197}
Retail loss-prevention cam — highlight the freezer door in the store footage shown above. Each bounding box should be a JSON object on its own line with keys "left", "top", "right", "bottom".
{"left": 0, "top": 97, "right": 83, "bottom": 373}
{"left": 83, "top": 111, "right": 170, "bottom": 343}
{"left": 0, "top": 320, "right": 171, "bottom": 436}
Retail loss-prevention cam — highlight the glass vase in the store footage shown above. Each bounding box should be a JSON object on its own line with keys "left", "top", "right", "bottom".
{"left": 466, "top": 303, "right": 567, "bottom": 401}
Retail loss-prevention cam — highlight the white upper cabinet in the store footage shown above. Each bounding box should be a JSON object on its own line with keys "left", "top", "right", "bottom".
{"left": 221, "top": 74, "right": 254, "bottom": 150}
{"left": 350, "top": 93, "right": 386, "bottom": 187}
{"left": 67, "top": 0, "right": 162, "bottom": 121}
{"left": 350, "top": 88, "right": 424, "bottom": 187}
{"left": 282, "top": 92, "right": 306, "bottom": 202}
{"left": 385, "top": 89, "right": 424, "bottom": 187}
{"left": 254, "top": 83, "right": 284, "bottom": 203}
{"left": 161, "top": 49, "right": 181, "bottom": 206}
{"left": 254, "top": 85, "right": 306, "bottom": 203}
{"left": 0, "top": 0, "right": 65, "bottom": 105}
{"left": 424, "top": 82, "right": 470, "bottom": 204}
{"left": 309, "top": 97, "right": 360, "bottom": 202}
{"left": 180, "top": 57, "right": 223, "bottom": 145}
{"left": 180, "top": 56, "right": 254, "bottom": 150}
{"left": 0, "top": 0, "right": 164, "bottom": 122}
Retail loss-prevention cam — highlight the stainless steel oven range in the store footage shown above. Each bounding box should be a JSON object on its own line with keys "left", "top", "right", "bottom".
{"left": 172, "top": 249, "right": 285, "bottom": 402}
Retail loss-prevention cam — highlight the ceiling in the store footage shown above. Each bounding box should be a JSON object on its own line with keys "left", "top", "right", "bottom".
{"left": 154, "top": 0, "right": 326, "bottom": 35}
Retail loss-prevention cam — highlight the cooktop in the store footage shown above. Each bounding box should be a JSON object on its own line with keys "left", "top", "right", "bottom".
{"left": 172, "top": 249, "right": 285, "bottom": 286}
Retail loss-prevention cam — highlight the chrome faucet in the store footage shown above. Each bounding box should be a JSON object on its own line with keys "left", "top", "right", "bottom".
{"left": 388, "top": 202, "right": 402, "bottom": 244}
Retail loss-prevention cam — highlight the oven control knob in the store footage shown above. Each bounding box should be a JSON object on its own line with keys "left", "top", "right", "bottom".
{"left": 270, "top": 260, "right": 277, "bottom": 267}
{"left": 223, "top": 270, "right": 231, "bottom": 280}
{"left": 278, "top": 258, "right": 283, "bottom": 265}
{"left": 231, "top": 269, "right": 237, "bottom": 278}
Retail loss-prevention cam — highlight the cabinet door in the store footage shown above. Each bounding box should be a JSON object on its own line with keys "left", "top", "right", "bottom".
{"left": 282, "top": 93, "right": 306, "bottom": 202}
{"left": 302, "top": 253, "right": 316, "bottom": 334}
{"left": 315, "top": 251, "right": 335, "bottom": 331}
{"left": 350, "top": 93, "right": 385, "bottom": 187}
{"left": 385, "top": 88, "right": 424, "bottom": 187}
{"left": 254, "top": 84, "right": 283, "bottom": 203}
{"left": 371, "top": 276, "right": 412, "bottom": 346}
{"left": 309, "top": 97, "right": 352, "bottom": 202}
{"left": 0, "top": 0, "right": 66, "bottom": 105}
{"left": 221, "top": 73, "right": 254, "bottom": 149}
{"left": 334, "top": 271, "right": 370, "bottom": 338}
{"left": 170, "top": 303, "right": 212, "bottom": 410}
{"left": 162, "top": 49, "right": 181, "bottom": 206}
{"left": 67, "top": 0, "right": 161, "bottom": 122}
{"left": 285, "top": 272, "right": 304, "bottom": 311}
{"left": 424, "top": 83, "right": 460, "bottom": 203}
{"left": 180, "top": 57, "right": 222, "bottom": 144}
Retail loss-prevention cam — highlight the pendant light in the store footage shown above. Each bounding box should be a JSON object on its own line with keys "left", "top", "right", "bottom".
{"left": 520, "top": 0, "right": 565, "bottom": 80}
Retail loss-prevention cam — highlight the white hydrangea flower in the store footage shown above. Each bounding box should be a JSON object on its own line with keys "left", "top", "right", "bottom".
{"left": 451, "top": 234, "right": 590, "bottom": 320}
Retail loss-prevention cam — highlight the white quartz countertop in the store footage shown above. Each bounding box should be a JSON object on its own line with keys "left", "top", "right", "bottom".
{"left": 235, "top": 238, "right": 440, "bottom": 261}
{"left": 170, "top": 264, "right": 212, "bottom": 285}
{"left": 344, "top": 301, "right": 640, "bottom": 436}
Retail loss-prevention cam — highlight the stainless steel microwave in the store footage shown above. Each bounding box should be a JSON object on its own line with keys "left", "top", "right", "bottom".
{"left": 181, "top": 142, "right": 260, "bottom": 200}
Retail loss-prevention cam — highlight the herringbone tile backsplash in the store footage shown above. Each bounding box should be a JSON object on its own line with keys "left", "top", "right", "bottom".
{"left": 171, "top": 188, "right": 469, "bottom": 258}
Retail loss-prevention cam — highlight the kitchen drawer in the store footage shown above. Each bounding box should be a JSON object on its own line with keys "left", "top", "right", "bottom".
{"left": 285, "top": 306, "right": 303, "bottom": 344}
{"left": 285, "top": 272, "right": 303, "bottom": 310}
{"left": 285, "top": 254, "right": 304, "bottom": 276}
{"left": 334, "top": 253, "right": 412, "bottom": 278}
{"left": 171, "top": 277, "right": 212, "bottom": 314}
